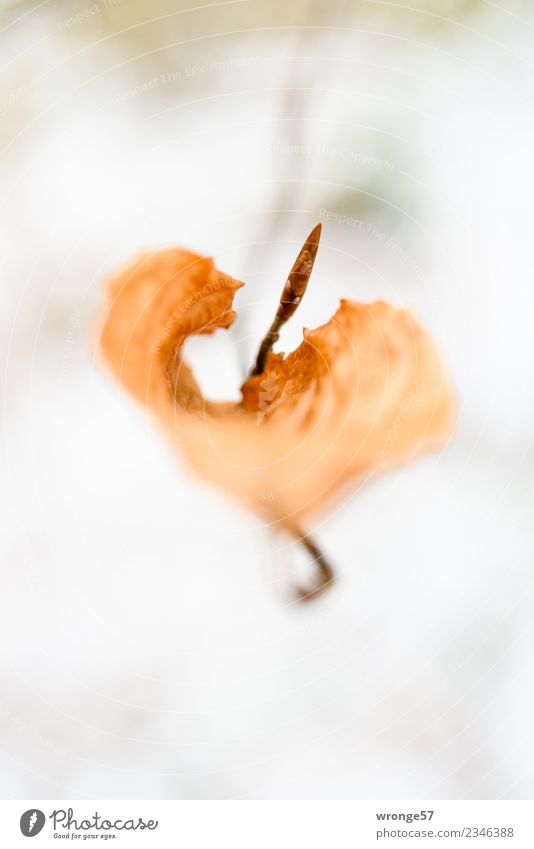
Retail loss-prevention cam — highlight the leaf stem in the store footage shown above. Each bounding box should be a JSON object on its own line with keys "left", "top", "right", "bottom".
{"left": 294, "top": 529, "right": 336, "bottom": 601}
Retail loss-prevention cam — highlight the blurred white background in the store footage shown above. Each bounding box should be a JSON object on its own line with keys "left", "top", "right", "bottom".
{"left": 1, "top": 0, "right": 534, "bottom": 799}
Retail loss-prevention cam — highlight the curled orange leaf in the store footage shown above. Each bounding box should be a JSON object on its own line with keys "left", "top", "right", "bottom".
{"left": 100, "top": 246, "right": 455, "bottom": 529}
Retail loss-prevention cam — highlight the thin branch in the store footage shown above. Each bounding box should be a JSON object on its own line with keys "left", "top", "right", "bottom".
{"left": 295, "top": 529, "right": 336, "bottom": 601}
{"left": 249, "top": 222, "right": 322, "bottom": 377}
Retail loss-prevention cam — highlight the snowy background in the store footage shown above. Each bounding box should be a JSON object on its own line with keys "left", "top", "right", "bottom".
{"left": 1, "top": 0, "right": 534, "bottom": 799}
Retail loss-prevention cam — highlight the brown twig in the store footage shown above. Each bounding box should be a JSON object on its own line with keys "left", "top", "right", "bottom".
{"left": 251, "top": 224, "right": 333, "bottom": 600}
{"left": 295, "top": 530, "right": 336, "bottom": 602}
{"left": 249, "top": 223, "right": 322, "bottom": 377}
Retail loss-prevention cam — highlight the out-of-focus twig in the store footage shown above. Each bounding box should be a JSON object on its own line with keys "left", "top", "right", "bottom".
{"left": 249, "top": 222, "right": 321, "bottom": 376}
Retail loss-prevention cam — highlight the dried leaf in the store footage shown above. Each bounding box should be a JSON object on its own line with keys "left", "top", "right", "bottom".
{"left": 100, "top": 247, "right": 455, "bottom": 523}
